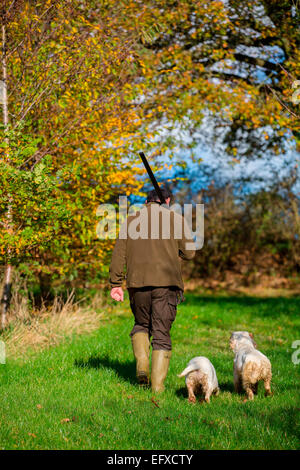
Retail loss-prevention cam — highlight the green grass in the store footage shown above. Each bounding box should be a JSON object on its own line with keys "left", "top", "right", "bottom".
{"left": 0, "top": 291, "right": 299, "bottom": 450}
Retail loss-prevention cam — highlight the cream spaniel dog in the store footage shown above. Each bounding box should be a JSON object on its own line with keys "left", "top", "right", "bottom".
{"left": 178, "top": 356, "right": 219, "bottom": 403}
{"left": 230, "top": 331, "right": 272, "bottom": 400}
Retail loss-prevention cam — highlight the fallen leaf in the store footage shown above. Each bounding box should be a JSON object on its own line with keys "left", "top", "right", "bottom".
{"left": 36, "top": 404, "right": 43, "bottom": 410}
{"left": 28, "top": 433, "right": 36, "bottom": 438}
{"left": 61, "top": 418, "right": 71, "bottom": 423}
{"left": 151, "top": 397, "right": 160, "bottom": 408}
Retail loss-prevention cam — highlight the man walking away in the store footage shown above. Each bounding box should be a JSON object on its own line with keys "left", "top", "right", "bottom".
{"left": 109, "top": 188, "right": 195, "bottom": 392}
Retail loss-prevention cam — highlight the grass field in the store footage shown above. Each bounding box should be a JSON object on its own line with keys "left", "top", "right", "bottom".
{"left": 0, "top": 291, "right": 299, "bottom": 450}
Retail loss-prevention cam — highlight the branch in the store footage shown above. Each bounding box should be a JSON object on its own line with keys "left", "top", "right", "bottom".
{"left": 266, "top": 84, "right": 300, "bottom": 119}
{"left": 278, "top": 63, "right": 297, "bottom": 85}
{"left": 15, "top": 83, "right": 52, "bottom": 123}
{"left": 18, "top": 89, "right": 111, "bottom": 170}
{"left": 233, "top": 53, "right": 279, "bottom": 72}
{"left": 6, "top": 0, "right": 18, "bottom": 16}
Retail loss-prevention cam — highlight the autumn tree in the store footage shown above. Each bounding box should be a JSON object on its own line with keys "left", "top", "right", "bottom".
{"left": 1, "top": 0, "right": 299, "bottom": 328}
{"left": 135, "top": 0, "right": 300, "bottom": 157}
{"left": 0, "top": 0, "right": 158, "bottom": 327}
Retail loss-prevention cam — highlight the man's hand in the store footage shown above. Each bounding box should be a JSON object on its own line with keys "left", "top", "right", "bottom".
{"left": 110, "top": 287, "right": 124, "bottom": 302}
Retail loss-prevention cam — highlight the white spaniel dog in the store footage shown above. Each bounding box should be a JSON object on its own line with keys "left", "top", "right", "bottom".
{"left": 178, "top": 356, "right": 219, "bottom": 403}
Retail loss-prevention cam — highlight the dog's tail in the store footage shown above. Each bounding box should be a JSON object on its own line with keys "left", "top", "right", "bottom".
{"left": 178, "top": 365, "right": 198, "bottom": 378}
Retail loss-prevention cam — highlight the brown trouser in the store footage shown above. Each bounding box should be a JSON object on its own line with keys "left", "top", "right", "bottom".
{"left": 128, "top": 286, "right": 179, "bottom": 351}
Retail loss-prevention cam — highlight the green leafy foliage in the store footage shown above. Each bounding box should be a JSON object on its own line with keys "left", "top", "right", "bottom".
{"left": 0, "top": 124, "right": 69, "bottom": 263}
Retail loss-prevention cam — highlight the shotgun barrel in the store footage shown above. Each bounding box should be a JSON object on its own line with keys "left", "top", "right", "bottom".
{"left": 139, "top": 152, "right": 166, "bottom": 204}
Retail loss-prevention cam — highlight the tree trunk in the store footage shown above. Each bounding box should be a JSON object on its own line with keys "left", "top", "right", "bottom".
{"left": 1, "top": 22, "right": 13, "bottom": 331}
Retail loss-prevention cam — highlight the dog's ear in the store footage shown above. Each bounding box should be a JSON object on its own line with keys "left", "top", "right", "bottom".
{"left": 249, "top": 333, "right": 257, "bottom": 347}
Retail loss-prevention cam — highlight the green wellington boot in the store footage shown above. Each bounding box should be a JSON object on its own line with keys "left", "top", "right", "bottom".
{"left": 131, "top": 332, "right": 150, "bottom": 385}
{"left": 151, "top": 350, "right": 172, "bottom": 393}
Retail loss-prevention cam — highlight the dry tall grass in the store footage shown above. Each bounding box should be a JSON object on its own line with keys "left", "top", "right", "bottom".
{"left": 1, "top": 280, "right": 106, "bottom": 358}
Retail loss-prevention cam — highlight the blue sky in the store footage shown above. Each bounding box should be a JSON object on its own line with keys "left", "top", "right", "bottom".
{"left": 131, "top": 139, "right": 300, "bottom": 204}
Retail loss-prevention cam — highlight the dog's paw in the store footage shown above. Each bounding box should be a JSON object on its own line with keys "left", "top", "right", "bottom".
{"left": 188, "top": 396, "right": 196, "bottom": 404}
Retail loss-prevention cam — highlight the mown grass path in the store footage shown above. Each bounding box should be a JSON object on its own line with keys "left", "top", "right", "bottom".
{"left": 0, "top": 292, "right": 299, "bottom": 449}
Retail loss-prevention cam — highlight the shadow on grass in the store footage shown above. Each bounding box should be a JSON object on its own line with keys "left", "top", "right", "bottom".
{"left": 267, "top": 406, "right": 300, "bottom": 441}
{"left": 175, "top": 381, "right": 235, "bottom": 401}
{"left": 74, "top": 355, "right": 136, "bottom": 384}
{"left": 219, "top": 381, "right": 235, "bottom": 393}
{"left": 244, "top": 405, "right": 300, "bottom": 442}
{"left": 175, "top": 387, "right": 188, "bottom": 399}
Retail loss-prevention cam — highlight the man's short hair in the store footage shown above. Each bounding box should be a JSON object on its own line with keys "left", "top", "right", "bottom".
{"left": 147, "top": 187, "right": 172, "bottom": 203}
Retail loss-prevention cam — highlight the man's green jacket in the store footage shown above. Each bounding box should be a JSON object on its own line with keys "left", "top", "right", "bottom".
{"left": 109, "top": 202, "right": 196, "bottom": 290}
